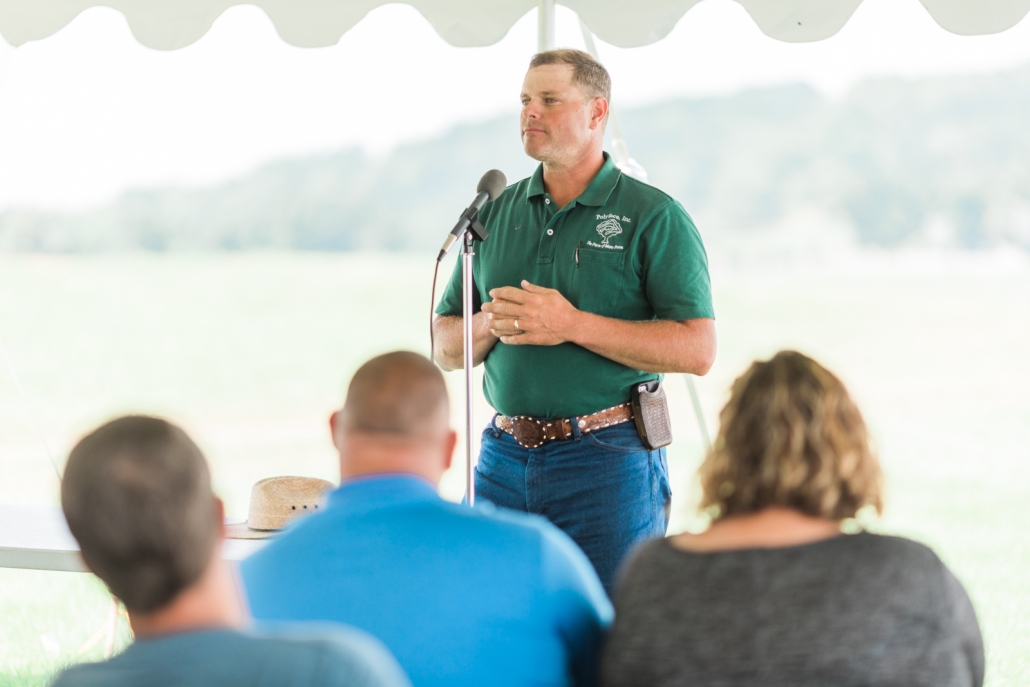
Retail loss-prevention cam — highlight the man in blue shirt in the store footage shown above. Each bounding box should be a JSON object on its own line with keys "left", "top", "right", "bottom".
{"left": 241, "top": 351, "right": 613, "bottom": 687}
{"left": 53, "top": 415, "right": 409, "bottom": 687}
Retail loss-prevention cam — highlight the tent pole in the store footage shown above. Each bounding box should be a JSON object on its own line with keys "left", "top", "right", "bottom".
{"left": 686, "top": 374, "right": 712, "bottom": 452}
{"left": 578, "top": 16, "right": 712, "bottom": 453}
{"left": 538, "top": 0, "right": 555, "bottom": 52}
{"left": 578, "top": 19, "right": 633, "bottom": 173}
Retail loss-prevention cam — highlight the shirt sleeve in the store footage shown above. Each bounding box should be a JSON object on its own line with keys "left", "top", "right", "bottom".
{"left": 942, "top": 567, "right": 985, "bottom": 687}
{"left": 47, "top": 667, "right": 81, "bottom": 687}
{"left": 637, "top": 200, "right": 714, "bottom": 322}
{"left": 435, "top": 199, "right": 496, "bottom": 318}
{"left": 273, "top": 624, "right": 413, "bottom": 687}
{"left": 434, "top": 255, "right": 479, "bottom": 318}
{"left": 539, "top": 525, "right": 614, "bottom": 687}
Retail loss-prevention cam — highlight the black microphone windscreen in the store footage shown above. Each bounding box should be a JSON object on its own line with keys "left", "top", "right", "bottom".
{"left": 477, "top": 169, "right": 507, "bottom": 201}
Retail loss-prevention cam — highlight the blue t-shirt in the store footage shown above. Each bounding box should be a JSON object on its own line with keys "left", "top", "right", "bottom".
{"left": 49, "top": 625, "right": 410, "bottom": 687}
{"left": 241, "top": 475, "right": 613, "bottom": 687}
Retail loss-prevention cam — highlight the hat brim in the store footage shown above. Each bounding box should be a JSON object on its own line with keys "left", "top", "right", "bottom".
{"left": 225, "top": 522, "right": 280, "bottom": 540}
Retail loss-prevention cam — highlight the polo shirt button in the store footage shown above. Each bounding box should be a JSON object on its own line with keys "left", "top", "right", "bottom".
{"left": 544, "top": 198, "right": 551, "bottom": 205}
{"left": 546, "top": 229, "right": 554, "bottom": 236}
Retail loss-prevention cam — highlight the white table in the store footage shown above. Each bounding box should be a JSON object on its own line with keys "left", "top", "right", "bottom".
{"left": 0, "top": 504, "right": 266, "bottom": 572}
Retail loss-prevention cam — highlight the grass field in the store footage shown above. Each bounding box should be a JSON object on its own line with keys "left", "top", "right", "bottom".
{"left": 0, "top": 250, "right": 1028, "bottom": 684}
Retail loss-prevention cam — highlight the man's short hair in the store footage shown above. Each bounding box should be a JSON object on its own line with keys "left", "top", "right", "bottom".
{"left": 529, "top": 48, "right": 611, "bottom": 104}
{"left": 699, "top": 351, "right": 884, "bottom": 522}
{"left": 61, "top": 416, "right": 218, "bottom": 613}
{"left": 341, "top": 351, "right": 449, "bottom": 439}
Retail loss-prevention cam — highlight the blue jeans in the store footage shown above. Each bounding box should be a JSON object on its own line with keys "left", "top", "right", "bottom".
{"left": 475, "top": 417, "right": 671, "bottom": 596}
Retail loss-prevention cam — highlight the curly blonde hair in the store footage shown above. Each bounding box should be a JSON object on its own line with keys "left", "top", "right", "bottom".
{"left": 699, "top": 351, "right": 883, "bottom": 522}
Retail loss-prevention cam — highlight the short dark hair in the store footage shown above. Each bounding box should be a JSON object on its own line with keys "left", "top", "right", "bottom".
{"left": 529, "top": 48, "right": 611, "bottom": 103}
{"left": 61, "top": 416, "right": 218, "bottom": 613}
{"left": 341, "top": 351, "right": 449, "bottom": 439}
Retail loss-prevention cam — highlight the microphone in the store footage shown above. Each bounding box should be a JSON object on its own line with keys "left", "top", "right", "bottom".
{"left": 437, "top": 169, "right": 506, "bottom": 261}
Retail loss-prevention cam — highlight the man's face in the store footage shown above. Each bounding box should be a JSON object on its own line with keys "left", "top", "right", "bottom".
{"left": 520, "top": 64, "right": 603, "bottom": 166}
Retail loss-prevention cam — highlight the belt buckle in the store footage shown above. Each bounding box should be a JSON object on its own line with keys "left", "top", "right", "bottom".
{"left": 511, "top": 416, "right": 546, "bottom": 449}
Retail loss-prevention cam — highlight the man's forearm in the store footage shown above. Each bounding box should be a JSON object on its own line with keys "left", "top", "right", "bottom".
{"left": 432, "top": 313, "right": 499, "bottom": 371}
{"left": 483, "top": 282, "right": 716, "bottom": 375}
{"left": 569, "top": 314, "right": 716, "bottom": 375}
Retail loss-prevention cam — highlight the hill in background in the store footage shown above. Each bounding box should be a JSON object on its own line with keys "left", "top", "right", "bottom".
{"left": 2, "top": 65, "right": 1029, "bottom": 253}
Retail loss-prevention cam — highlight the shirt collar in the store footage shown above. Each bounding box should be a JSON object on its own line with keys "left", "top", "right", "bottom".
{"left": 327, "top": 474, "right": 441, "bottom": 512}
{"left": 526, "top": 151, "right": 621, "bottom": 208}
{"left": 527, "top": 163, "right": 547, "bottom": 198}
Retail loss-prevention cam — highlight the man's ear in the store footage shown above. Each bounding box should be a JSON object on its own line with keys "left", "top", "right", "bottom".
{"left": 213, "top": 497, "right": 226, "bottom": 540}
{"left": 442, "top": 430, "right": 458, "bottom": 472}
{"left": 329, "top": 411, "right": 342, "bottom": 449}
{"left": 590, "top": 96, "right": 609, "bottom": 130}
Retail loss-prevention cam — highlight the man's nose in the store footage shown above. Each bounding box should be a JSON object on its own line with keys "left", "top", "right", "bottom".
{"left": 522, "top": 101, "right": 542, "bottom": 120}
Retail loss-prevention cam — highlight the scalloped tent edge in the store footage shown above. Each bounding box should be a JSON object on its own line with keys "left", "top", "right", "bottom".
{"left": 1, "top": 0, "right": 1029, "bottom": 51}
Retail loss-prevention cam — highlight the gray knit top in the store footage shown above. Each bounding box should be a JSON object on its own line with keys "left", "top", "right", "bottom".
{"left": 600, "top": 532, "right": 984, "bottom": 687}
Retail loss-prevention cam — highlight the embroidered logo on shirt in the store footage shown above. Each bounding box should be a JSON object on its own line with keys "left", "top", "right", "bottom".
{"left": 589, "top": 214, "right": 627, "bottom": 250}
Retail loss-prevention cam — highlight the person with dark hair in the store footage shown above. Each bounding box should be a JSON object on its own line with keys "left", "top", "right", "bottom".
{"left": 53, "top": 415, "right": 411, "bottom": 687}
{"left": 600, "top": 351, "right": 985, "bottom": 687}
{"left": 432, "top": 48, "right": 716, "bottom": 595}
{"left": 241, "top": 351, "right": 612, "bottom": 687}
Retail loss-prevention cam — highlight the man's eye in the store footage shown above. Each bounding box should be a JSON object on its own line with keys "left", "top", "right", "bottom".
{"left": 545, "top": 98, "right": 557, "bottom": 104}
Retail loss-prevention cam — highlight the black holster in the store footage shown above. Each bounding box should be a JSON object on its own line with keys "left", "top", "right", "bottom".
{"left": 631, "top": 380, "right": 673, "bottom": 450}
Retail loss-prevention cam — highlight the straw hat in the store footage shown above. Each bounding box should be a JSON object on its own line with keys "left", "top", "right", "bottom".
{"left": 226, "top": 476, "right": 336, "bottom": 540}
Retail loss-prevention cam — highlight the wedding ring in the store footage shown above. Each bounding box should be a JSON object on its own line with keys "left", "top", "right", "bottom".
{"left": 514, "top": 319, "right": 520, "bottom": 331}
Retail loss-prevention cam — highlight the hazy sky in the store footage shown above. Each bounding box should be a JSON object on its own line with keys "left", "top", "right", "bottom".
{"left": 2, "top": 0, "right": 1030, "bottom": 213}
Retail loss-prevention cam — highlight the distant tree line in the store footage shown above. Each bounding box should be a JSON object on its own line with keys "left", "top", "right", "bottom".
{"left": 2, "top": 66, "right": 1029, "bottom": 252}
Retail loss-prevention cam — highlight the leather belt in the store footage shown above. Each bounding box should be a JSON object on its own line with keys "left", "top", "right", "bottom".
{"left": 494, "top": 402, "right": 633, "bottom": 449}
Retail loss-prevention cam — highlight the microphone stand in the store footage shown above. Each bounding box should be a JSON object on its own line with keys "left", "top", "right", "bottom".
{"left": 460, "top": 218, "right": 488, "bottom": 506}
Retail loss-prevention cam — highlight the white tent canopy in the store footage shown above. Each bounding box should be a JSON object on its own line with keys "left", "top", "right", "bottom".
{"left": 1, "top": 0, "right": 1029, "bottom": 50}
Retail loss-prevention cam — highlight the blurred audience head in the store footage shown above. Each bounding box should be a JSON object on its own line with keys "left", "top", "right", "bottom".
{"left": 61, "top": 415, "right": 221, "bottom": 614}
{"left": 699, "top": 350, "right": 883, "bottom": 522}
{"left": 331, "top": 351, "right": 456, "bottom": 484}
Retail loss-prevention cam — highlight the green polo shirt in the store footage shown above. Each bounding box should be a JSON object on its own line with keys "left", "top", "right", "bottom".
{"left": 436, "top": 153, "right": 713, "bottom": 419}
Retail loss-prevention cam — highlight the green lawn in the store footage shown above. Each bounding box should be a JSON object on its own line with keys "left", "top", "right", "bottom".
{"left": 0, "top": 251, "right": 1027, "bottom": 684}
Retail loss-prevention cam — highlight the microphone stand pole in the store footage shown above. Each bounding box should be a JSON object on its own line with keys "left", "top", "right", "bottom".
{"left": 462, "top": 230, "right": 477, "bottom": 506}
{"left": 460, "top": 220, "right": 488, "bottom": 506}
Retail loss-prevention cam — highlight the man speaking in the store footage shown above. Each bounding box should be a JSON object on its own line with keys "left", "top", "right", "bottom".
{"left": 433, "top": 49, "right": 715, "bottom": 594}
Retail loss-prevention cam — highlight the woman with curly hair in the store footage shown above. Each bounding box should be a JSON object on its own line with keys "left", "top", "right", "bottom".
{"left": 601, "top": 350, "right": 984, "bottom": 687}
